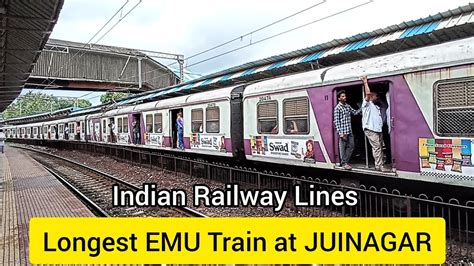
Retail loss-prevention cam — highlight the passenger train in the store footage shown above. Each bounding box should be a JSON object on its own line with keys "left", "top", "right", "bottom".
{"left": 5, "top": 37, "right": 474, "bottom": 188}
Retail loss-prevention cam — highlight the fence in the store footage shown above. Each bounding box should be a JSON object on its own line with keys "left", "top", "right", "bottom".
{"left": 12, "top": 139, "right": 474, "bottom": 263}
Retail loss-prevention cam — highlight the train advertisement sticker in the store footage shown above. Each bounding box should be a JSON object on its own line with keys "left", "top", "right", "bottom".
{"left": 144, "top": 133, "right": 163, "bottom": 146}
{"left": 190, "top": 134, "right": 226, "bottom": 152}
{"left": 250, "top": 136, "right": 316, "bottom": 163}
{"left": 117, "top": 133, "right": 130, "bottom": 144}
{"left": 418, "top": 138, "right": 473, "bottom": 176}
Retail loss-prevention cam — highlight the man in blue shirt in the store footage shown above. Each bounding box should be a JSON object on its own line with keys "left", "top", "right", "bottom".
{"left": 334, "top": 90, "right": 360, "bottom": 170}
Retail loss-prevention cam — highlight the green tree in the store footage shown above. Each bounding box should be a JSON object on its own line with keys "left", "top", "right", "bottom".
{"left": 100, "top": 92, "right": 129, "bottom": 104}
{"left": 2, "top": 92, "right": 92, "bottom": 120}
{"left": 57, "top": 98, "right": 91, "bottom": 109}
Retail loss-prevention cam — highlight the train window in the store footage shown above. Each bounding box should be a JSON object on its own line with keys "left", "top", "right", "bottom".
{"left": 33, "top": 127, "right": 38, "bottom": 135}
{"left": 145, "top": 114, "right": 153, "bottom": 133}
{"left": 43, "top": 126, "right": 47, "bottom": 134}
{"left": 206, "top": 107, "right": 220, "bottom": 133}
{"left": 257, "top": 101, "right": 278, "bottom": 134}
{"left": 102, "top": 120, "right": 106, "bottom": 134}
{"left": 283, "top": 97, "right": 309, "bottom": 135}
{"left": 154, "top": 113, "right": 162, "bottom": 133}
{"left": 59, "top": 125, "right": 64, "bottom": 134}
{"left": 117, "top": 118, "right": 123, "bottom": 133}
{"left": 191, "top": 109, "right": 203, "bottom": 133}
{"left": 123, "top": 117, "right": 129, "bottom": 133}
{"left": 435, "top": 78, "right": 474, "bottom": 137}
{"left": 27, "top": 128, "right": 31, "bottom": 135}
{"left": 81, "top": 122, "right": 85, "bottom": 133}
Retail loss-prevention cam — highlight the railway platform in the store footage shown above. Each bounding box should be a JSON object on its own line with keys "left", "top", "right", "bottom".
{"left": 0, "top": 146, "right": 94, "bottom": 265}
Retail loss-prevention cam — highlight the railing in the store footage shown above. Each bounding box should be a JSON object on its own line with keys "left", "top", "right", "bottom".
{"left": 11, "top": 139, "right": 474, "bottom": 262}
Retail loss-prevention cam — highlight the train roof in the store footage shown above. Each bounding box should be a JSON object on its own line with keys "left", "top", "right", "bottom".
{"left": 117, "top": 3, "right": 474, "bottom": 105}
{"left": 151, "top": 85, "right": 236, "bottom": 109}
{"left": 98, "top": 86, "right": 237, "bottom": 117}
{"left": 6, "top": 4, "right": 474, "bottom": 125}
{"left": 243, "top": 36, "right": 474, "bottom": 97}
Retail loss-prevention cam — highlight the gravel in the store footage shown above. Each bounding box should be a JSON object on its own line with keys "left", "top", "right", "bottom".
{"left": 29, "top": 145, "right": 340, "bottom": 218}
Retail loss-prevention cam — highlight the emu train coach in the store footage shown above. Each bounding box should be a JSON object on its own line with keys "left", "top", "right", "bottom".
{"left": 5, "top": 37, "right": 474, "bottom": 188}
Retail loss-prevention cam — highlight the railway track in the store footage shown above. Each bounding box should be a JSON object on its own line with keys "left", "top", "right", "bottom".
{"left": 17, "top": 146, "right": 207, "bottom": 218}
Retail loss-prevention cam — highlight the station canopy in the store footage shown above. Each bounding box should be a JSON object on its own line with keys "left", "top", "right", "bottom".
{"left": 0, "top": 0, "right": 63, "bottom": 112}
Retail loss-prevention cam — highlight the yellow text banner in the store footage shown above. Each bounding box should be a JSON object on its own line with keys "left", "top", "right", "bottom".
{"left": 30, "top": 217, "right": 445, "bottom": 264}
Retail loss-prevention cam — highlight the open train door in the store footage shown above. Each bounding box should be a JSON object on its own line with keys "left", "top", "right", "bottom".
{"left": 170, "top": 109, "right": 183, "bottom": 148}
{"left": 334, "top": 81, "right": 392, "bottom": 171}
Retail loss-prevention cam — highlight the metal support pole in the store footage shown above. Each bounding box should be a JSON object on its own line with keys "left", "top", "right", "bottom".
{"left": 406, "top": 198, "right": 412, "bottom": 217}
{"left": 161, "top": 155, "right": 163, "bottom": 172}
{"left": 137, "top": 57, "right": 142, "bottom": 89}
{"left": 189, "top": 161, "right": 192, "bottom": 177}
{"left": 149, "top": 153, "right": 152, "bottom": 169}
{"left": 119, "top": 56, "right": 131, "bottom": 80}
{"left": 363, "top": 85, "right": 369, "bottom": 168}
{"left": 178, "top": 58, "right": 184, "bottom": 84}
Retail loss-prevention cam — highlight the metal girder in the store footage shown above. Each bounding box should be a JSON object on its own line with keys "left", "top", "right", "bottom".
{"left": 0, "top": 85, "right": 23, "bottom": 88}
{"left": 0, "top": 26, "right": 52, "bottom": 33}
{"left": 0, "top": 79, "right": 28, "bottom": 83}
{"left": 0, "top": 72, "right": 30, "bottom": 75}
{"left": 0, "top": 13, "right": 57, "bottom": 23}
{"left": 3, "top": 48, "right": 42, "bottom": 53}
{"left": 137, "top": 48, "right": 184, "bottom": 61}
{"left": 43, "top": 44, "right": 69, "bottom": 53}
{"left": 0, "top": 62, "right": 35, "bottom": 65}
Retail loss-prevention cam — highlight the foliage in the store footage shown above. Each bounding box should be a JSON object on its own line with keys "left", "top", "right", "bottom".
{"left": 100, "top": 92, "right": 130, "bottom": 104}
{"left": 2, "top": 91, "right": 92, "bottom": 120}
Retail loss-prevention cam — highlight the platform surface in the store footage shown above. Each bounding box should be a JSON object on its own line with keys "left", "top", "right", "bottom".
{"left": 0, "top": 146, "right": 94, "bottom": 265}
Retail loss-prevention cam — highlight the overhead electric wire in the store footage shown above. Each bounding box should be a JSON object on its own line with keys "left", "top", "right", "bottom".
{"left": 116, "top": 0, "right": 329, "bottom": 85}
{"left": 128, "top": 0, "right": 373, "bottom": 90}
{"left": 74, "top": 1, "right": 374, "bottom": 105}
{"left": 28, "top": 0, "right": 142, "bottom": 97}
{"left": 186, "top": 0, "right": 373, "bottom": 69}
{"left": 81, "top": 0, "right": 338, "bottom": 101}
{"left": 184, "top": 0, "right": 327, "bottom": 62}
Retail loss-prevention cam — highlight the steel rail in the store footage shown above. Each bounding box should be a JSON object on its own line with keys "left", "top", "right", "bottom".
{"left": 15, "top": 145, "right": 208, "bottom": 218}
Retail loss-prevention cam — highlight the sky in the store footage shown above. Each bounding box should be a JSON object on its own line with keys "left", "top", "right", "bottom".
{"left": 22, "top": 0, "right": 474, "bottom": 106}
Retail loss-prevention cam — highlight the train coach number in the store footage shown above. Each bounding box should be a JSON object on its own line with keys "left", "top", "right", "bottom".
{"left": 259, "top": 96, "right": 271, "bottom": 102}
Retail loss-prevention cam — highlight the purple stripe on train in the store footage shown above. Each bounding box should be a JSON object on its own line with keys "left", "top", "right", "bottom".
{"left": 313, "top": 141, "right": 325, "bottom": 163}
{"left": 163, "top": 136, "right": 172, "bottom": 147}
{"left": 224, "top": 138, "right": 233, "bottom": 153}
{"left": 307, "top": 75, "right": 433, "bottom": 172}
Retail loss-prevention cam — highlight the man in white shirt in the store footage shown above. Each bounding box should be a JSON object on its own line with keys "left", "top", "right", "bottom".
{"left": 0, "top": 129, "right": 5, "bottom": 154}
{"left": 360, "top": 76, "right": 388, "bottom": 172}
